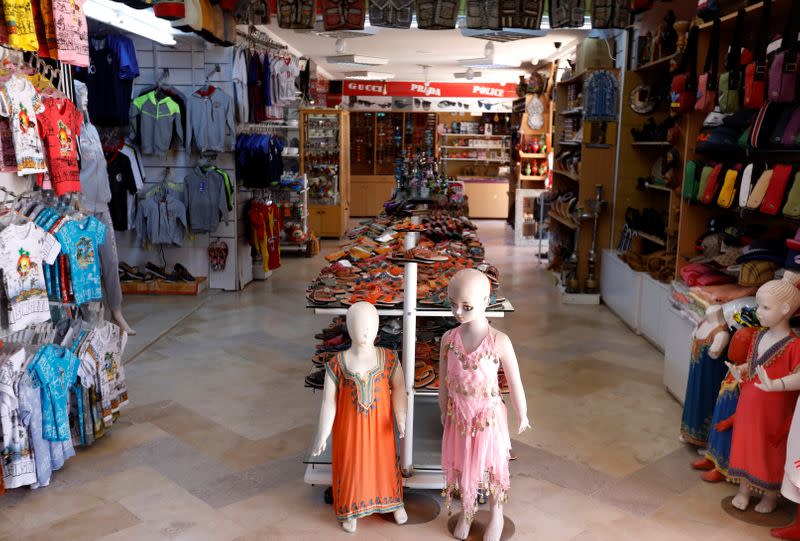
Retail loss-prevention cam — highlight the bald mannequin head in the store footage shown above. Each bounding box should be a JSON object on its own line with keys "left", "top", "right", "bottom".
{"left": 448, "top": 269, "right": 491, "bottom": 324}
{"left": 346, "top": 301, "right": 379, "bottom": 347}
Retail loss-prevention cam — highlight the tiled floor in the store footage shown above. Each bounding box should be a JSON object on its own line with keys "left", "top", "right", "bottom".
{"left": 0, "top": 221, "right": 783, "bottom": 540}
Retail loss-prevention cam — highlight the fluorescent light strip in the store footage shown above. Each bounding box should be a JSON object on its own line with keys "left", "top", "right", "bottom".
{"left": 84, "top": 0, "right": 176, "bottom": 45}
{"left": 344, "top": 71, "right": 395, "bottom": 80}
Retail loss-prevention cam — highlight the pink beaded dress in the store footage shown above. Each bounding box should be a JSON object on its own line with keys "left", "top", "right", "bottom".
{"left": 442, "top": 327, "right": 511, "bottom": 520}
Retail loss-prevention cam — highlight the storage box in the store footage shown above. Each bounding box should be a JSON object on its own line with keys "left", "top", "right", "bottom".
{"left": 121, "top": 277, "right": 208, "bottom": 296}
{"left": 575, "top": 38, "right": 616, "bottom": 74}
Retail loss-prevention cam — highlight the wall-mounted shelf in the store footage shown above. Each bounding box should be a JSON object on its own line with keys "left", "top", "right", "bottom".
{"left": 441, "top": 133, "right": 509, "bottom": 139}
{"left": 548, "top": 210, "right": 578, "bottom": 230}
{"left": 441, "top": 145, "right": 506, "bottom": 150}
{"left": 632, "top": 141, "right": 672, "bottom": 148}
{"left": 441, "top": 157, "right": 509, "bottom": 163}
{"left": 519, "top": 174, "right": 547, "bottom": 181}
{"left": 635, "top": 230, "right": 667, "bottom": 246}
{"left": 559, "top": 108, "right": 584, "bottom": 116}
{"left": 553, "top": 169, "right": 580, "bottom": 182}
{"left": 518, "top": 151, "right": 547, "bottom": 159}
{"left": 558, "top": 140, "right": 582, "bottom": 147}
{"left": 634, "top": 54, "right": 676, "bottom": 73}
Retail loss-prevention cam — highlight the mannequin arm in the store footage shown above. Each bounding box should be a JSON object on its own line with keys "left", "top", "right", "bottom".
{"left": 391, "top": 362, "right": 407, "bottom": 438}
{"left": 311, "top": 370, "right": 337, "bottom": 456}
{"left": 496, "top": 332, "right": 530, "bottom": 434}
{"left": 755, "top": 366, "right": 800, "bottom": 392}
{"left": 438, "top": 330, "right": 451, "bottom": 425}
{"left": 708, "top": 332, "right": 731, "bottom": 359}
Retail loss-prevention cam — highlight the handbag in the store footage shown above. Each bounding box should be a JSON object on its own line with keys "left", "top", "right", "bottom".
{"left": 466, "top": 0, "right": 501, "bottom": 30}
{"left": 739, "top": 163, "right": 765, "bottom": 208}
{"left": 277, "top": 0, "right": 315, "bottom": 29}
{"left": 321, "top": 0, "right": 367, "bottom": 31}
{"left": 630, "top": 0, "right": 653, "bottom": 12}
{"left": 760, "top": 163, "right": 793, "bottom": 215}
{"left": 549, "top": 0, "right": 584, "bottom": 28}
{"left": 744, "top": 0, "right": 770, "bottom": 109}
{"left": 683, "top": 160, "right": 699, "bottom": 201}
{"left": 718, "top": 9, "right": 744, "bottom": 113}
{"left": 696, "top": 165, "right": 715, "bottom": 201}
{"left": 368, "top": 0, "right": 413, "bottom": 28}
{"left": 671, "top": 26, "right": 699, "bottom": 114}
{"left": 750, "top": 101, "right": 782, "bottom": 149}
{"left": 700, "top": 163, "right": 724, "bottom": 205}
{"left": 499, "top": 0, "right": 545, "bottom": 29}
{"left": 416, "top": 0, "right": 459, "bottom": 30}
{"left": 717, "top": 165, "right": 740, "bottom": 208}
{"left": 768, "top": 0, "right": 800, "bottom": 103}
{"left": 695, "top": 17, "right": 720, "bottom": 114}
{"left": 592, "top": 0, "right": 630, "bottom": 29}
{"left": 779, "top": 105, "right": 800, "bottom": 148}
{"left": 783, "top": 170, "right": 800, "bottom": 219}
{"left": 745, "top": 168, "right": 773, "bottom": 209}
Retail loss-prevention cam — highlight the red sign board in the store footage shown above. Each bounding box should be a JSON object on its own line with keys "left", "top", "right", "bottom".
{"left": 342, "top": 81, "right": 517, "bottom": 99}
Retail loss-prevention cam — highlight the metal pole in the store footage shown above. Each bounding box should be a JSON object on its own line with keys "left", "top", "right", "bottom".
{"left": 400, "top": 214, "right": 421, "bottom": 476}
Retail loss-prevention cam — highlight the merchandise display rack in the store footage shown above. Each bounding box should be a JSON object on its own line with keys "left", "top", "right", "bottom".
{"left": 303, "top": 211, "right": 514, "bottom": 490}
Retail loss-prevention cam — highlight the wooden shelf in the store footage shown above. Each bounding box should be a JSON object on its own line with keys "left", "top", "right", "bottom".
{"left": 632, "top": 141, "right": 672, "bottom": 148}
{"left": 441, "top": 133, "right": 509, "bottom": 138}
{"left": 442, "top": 157, "right": 509, "bottom": 163}
{"left": 518, "top": 151, "right": 547, "bottom": 158}
{"left": 558, "top": 70, "right": 587, "bottom": 86}
{"left": 643, "top": 181, "right": 672, "bottom": 193}
{"left": 553, "top": 169, "right": 580, "bottom": 182}
{"left": 441, "top": 145, "right": 505, "bottom": 150}
{"left": 519, "top": 174, "right": 547, "bottom": 181}
{"left": 634, "top": 54, "right": 676, "bottom": 73}
{"left": 558, "top": 140, "right": 582, "bottom": 147}
{"left": 559, "top": 108, "right": 584, "bottom": 116}
{"left": 697, "top": 1, "right": 767, "bottom": 30}
{"left": 548, "top": 210, "right": 577, "bottom": 230}
{"left": 635, "top": 230, "right": 666, "bottom": 246}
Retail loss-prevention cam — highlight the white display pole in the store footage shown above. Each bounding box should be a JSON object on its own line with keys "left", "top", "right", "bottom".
{"left": 400, "top": 216, "right": 420, "bottom": 476}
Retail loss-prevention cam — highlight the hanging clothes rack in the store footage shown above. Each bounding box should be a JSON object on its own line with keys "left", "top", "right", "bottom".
{"left": 236, "top": 26, "right": 289, "bottom": 53}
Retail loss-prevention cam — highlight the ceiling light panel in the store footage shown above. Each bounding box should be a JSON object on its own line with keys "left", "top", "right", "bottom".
{"left": 344, "top": 71, "right": 395, "bottom": 80}
{"left": 325, "top": 54, "right": 389, "bottom": 66}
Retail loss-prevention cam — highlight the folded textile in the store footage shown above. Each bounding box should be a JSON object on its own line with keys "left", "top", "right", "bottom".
{"left": 690, "top": 284, "right": 758, "bottom": 305}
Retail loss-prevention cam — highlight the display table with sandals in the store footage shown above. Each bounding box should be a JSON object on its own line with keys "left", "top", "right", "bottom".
{"left": 303, "top": 198, "right": 514, "bottom": 490}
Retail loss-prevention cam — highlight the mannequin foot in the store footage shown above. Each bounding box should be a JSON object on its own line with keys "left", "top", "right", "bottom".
{"left": 700, "top": 468, "right": 725, "bottom": 483}
{"left": 691, "top": 457, "right": 715, "bottom": 471}
{"left": 771, "top": 520, "right": 800, "bottom": 539}
{"left": 112, "top": 309, "right": 136, "bottom": 335}
{"left": 755, "top": 494, "right": 778, "bottom": 514}
{"left": 453, "top": 513, "right": 471, "bottom": 540}
{"left": 732, "top": 487, "right": 751, "bottom": 511}
{"left": 341, "top": 518, "right": 356, "bottom": 533}
{"left": 484, "top": 507, "right": 504, "bottom": 541}
{"left": 393, "top": 507, "right": 408, "bottom": 525}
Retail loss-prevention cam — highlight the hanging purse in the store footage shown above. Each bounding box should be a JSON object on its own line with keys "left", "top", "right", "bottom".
{"left": 683, "top": 160, "right": 699, "bottom": 201}
{"left": 592, "top": 0, "right": 630, "bottom": 29}
{"left": 549, "top": 0, "right": 584, "bottom": 28}
{"left": 744, "top": 0, "right": 770, "bottom": 109}
{"left": 416, "top": 0, "right": 459, "bottom": 30}
{"left": 321, "top": 0, "right": 367, "bottom": 31}
{"left": 779, "top": 104, "right": 800, "bottom": 148}
{"left": 277, "top": 0, "right": 315, "bottom": 29}
{"left": 783, "top": 170, "right": 800, "bottom": 219}
{"left": 499, "top": 0, "right": 545, "bottom": 29}
{"left": 671, "top": 26, "right": 699, "bottom": 114}
{"left": 718, "top": 9, "right": 744, "bottom": 113}
{"left": 745, "top": 168, "right": 773, "bottom": 209}
{"left": 629, "top": 0, "right": 653, "bottom": 12}
{"left": 467, "top": 0, "right": 501, "bottom": 30}
{"left": 750, "top": 101, "right": 782, "bottom": 149}
{"left": 768, "top": 0, "right": 800, "bottom": 103}
{"left": 739, "top": 163, "right": 764, "bottom": 208}
{"left": 716, "top": 165, "right": 741, "bottom": 208}
{"left": 700, "top": 163, "right": 724, "bottom": 205}
{"left": 695, "top": 17, "right": 720, "bottom": 114}
{"left": 696, "top": 164, "right": 715, "bottom": 201}
{"left": 368, "top": 0, "right": 413, "bottom": 28}
{"left": 760, "top": 163, "right": 793, "bottom": 215}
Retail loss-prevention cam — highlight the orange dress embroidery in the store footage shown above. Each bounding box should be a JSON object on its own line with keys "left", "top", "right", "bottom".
{"left": 326, "top": 347, "right": 403, "bottom": 521}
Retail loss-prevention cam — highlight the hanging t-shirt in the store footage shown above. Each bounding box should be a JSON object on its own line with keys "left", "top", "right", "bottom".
{"left": 3, "top": 0, "right": 39, "bottom": 51}
{"left": 55, "top": 216, "right": 106, "bottom": 306}
{"left": 30, "top": 0, "right": 50, "bottom": 58}
{"left": 0, "top": 222, "right": 60, "bottom": 332}
{"left": 76, "top": 321, "right": 128, "bottom": 425}
{"left": 265, "top": 203, "right": 281, "bottom": 270}
{"left": 79, "top": 121, "right": 112, "bottom": 213}
{"left": 75, "top": 35, "right": 139, "bottom": 126}
{"left": 0, "top": 75, "right": 47, "bottom": 175}
{"left": 27, "top": 344, "right": 81, "bottom": 442}
{"left": 0, "top": 348, "right": 37, "bottom": 488}
{"left": 0, "top": 116, "right": 17, "bottom": 172}
{"left": 106, "top": 151, "right": 137, "bottom": 231}
{"left": 37, "top": 97, "right": 82, "bottom": 195}
{"left": 247, "top": 52, "right": 265, "bottom": 123}
{"left": 52, "top": 0, "right": 90, "bottom": 67}
{"left": 273, "top": 56, "right": 300, "bottom": 104}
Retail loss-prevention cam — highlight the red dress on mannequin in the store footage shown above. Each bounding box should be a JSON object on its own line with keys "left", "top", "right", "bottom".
{"left": 728, "top": 330, "right": 800, "bottom": 494}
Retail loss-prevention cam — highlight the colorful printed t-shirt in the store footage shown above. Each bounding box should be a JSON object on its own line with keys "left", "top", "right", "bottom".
{"left": 55, "top": 216, "right": 106, "bottom": 305}
{"left": 0, "top": 76, "right": 47, "bottom": 175}
{"left": 52, "top": 0, "right": 89, "bottom": 66}
{"left": 37, "top": 97, "right": 82, "bottom": 195}
{"left": 27, "top": 344, "right": 81, "bottom": 442}
{"left": 0, "top": 222, "right": 60, "bottom": 332}
{"left": 3, "top": 0, "right": 39, "bottom": 51}
{"left": 0, "top": 349, "right": 37, "bottom": 488}
{"left": 77, "top": 321, "right": 128, "bottom": 425}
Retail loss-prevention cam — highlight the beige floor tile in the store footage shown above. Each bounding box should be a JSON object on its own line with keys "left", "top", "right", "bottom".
{"left": 118, "top": 483, "right": 215, "bottom": 522}
{"left": 2, "top": 487, "right": 106, "bottom": 532}
{"left": 74, "top": 466, "right": 175, "bottom": 502}
{"left": 10, "top": 502, "right": 141, "bottom": 541}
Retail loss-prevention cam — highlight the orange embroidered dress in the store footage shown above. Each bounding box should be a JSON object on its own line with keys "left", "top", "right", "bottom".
{"left": 326, "top": 347, "right": 404, "bottom": 521}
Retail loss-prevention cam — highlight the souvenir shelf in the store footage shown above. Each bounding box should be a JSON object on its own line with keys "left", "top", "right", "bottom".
{"left": 549, "top": 68, "right": 619, "bottom": 302}
{"left": 301, "top": 108, "right": 351, "bottom": 238}
{"left": 350, "top": 112, "right": 437, "bottom": 217}
{"left": 303, "top": 210, "right": 514, "bottom": 490}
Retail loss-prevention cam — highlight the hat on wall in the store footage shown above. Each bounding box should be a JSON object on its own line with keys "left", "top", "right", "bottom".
{"left": 712, "top": 245, "right": 744, "bottom": 268}
{"left": 736, "top": 238, "right": 787, "bottom": 265}
{"left": 785, "top": 228, "right": 800, "bottom": 270}
{"left": 738, "top": 260, "right": 777, "bottom": 287}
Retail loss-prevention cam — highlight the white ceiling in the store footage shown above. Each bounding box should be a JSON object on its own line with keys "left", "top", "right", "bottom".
{"left": 257, "top": 22, "right": 588, "bottom": 83}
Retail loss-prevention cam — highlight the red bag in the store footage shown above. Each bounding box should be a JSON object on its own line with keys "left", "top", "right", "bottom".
{"left": 320, "top": 0, "right": 366, "bottom": 31}
{"left": 695, "top": 17, "right": 720, "bottom": 114}
{"left": 700, "top": 163, "right": 724, "bottom": 205}
{"left": 768, "top": 0, "right": 800, "bottom": 103}
{"left": 671, "top": 26, "right": 699, "bottom": 114}
{"left": 760, "top": 163, "right": 793, "bottom": 215}
{"left": 744, "top": 0, "right": 770, "bottom": 109}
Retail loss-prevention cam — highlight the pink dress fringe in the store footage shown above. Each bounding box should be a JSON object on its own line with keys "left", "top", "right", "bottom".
{"left": 441, "top": 327, "right": 511, "bottom": 520}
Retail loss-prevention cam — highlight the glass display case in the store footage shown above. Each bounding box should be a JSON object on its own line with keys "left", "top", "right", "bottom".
{"left": 404, "top": 113, "right": 437, "bottom": 161}
{"left": 350, "top": 112, "right": 375, "bottom": 176}
{"left": 301, "top": 109, "right": 350, "bottom": 238}
{"left": 375, "top": 112, "right": 403, "bottom": 175}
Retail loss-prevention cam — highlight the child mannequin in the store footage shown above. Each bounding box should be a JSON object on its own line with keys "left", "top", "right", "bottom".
{"left": 311, "top": 302, "right": 408, "bottom": 533}
{"left": 439, "top": 269, "right": 530, "bottom": 541}
{"left": 726, "top": 271, "right": 800, "bottom": 514}
{"left": 754, "top": 361, "right": 800, "bottom": 539}
{"left": 681, "top": 304, "right": 730, "bottom": 446}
